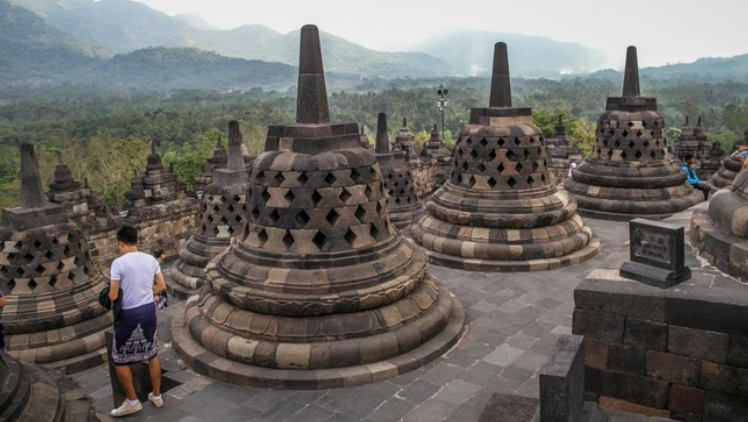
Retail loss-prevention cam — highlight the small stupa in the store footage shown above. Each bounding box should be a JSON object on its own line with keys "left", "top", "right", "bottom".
{"left": 46, "top": 151, "right": 98, "bottom": 228}
{"left": 171, "top": 25, "right": 464, "bottom": 389}
{"left": 709, "top": 130, "right": 748, "bottom": 188}
{"left": 374, "top": 112, "right": 424, "bottom": 229}
{"left": 166, "top": 121, "right": 249, "bottom": 299}
{"left": 410, "top": 42, "right": 601, "bottom": 271}
{"left": 545, "top": 115, "right": 582, "bottom": 185}
{"left": 393, "top": 118, "right": 417, "bottom": 161}
{"left": 124, "top": 141, "right": 186, "bottom": 214}
{"left": 194, "top": 136, "right": 228, "bottom": 194}
{"left": 672, "top": 116, "right": 723, "bottom": 181}
{"left": 564, "top": 46, "right": 703, "bottom": 220}
{"left": 421, "top": 123, "right": 447, "bottom": 160}
{"left": 0, "top": 144, "right": 111, "bottom": 372}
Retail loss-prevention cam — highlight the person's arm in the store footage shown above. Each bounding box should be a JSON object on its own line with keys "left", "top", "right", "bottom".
{"left": 109, "top": 280, "right": 121, "bottom": 301}
{"left": 153, "top": 273, "right": 166, "bottom": 296}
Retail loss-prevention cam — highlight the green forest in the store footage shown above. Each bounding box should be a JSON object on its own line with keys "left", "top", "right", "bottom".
{"left": 1, "top": 74, "right": 747, "bottom": 209}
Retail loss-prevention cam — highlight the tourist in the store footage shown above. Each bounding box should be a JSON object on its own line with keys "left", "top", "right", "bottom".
{"left": 152, "top": 247, "right": 168, "bottom": 309}
{"left": 681, "top": 154, "right": 711, "bottom": 200}
{"left": 568, "top": 162, "right": 578, "bottom": 178}
{"left": 731, "top": 145, "right": 748, "bottom": 169}
{"left": 108, "top": 226, "right": 167, "bottom": 417}
{"left": 0, "top": 288, "right": 5, "bottom": 351}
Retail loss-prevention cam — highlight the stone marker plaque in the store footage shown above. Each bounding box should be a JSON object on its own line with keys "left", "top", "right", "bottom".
{"left": 620, "top": 218, "right": 691, "bottom": 288}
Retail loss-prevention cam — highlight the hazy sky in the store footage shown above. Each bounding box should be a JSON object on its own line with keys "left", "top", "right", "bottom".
{"left": 134, "top": 0, "right": 748, "bottom": 68}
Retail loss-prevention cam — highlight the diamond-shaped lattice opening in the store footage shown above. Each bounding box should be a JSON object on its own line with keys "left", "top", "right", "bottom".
{"left": 274, "top": 172, "right": 285, "bottom": 186}
{"left": 312, "top": 231, "right": 328, "bottom": 249}
{"left": 226, "top": 204, "right": 234, "bottom": 213}
{"left": 506, "top": 149, "right": 518, "bottom": 161}
{"left": 6, "top": 279, "right": 16, "bottom": 293}
{"left": 477, "top": 163, "right": 487, "bottom": 172}
{"left": 498, "top": 137, "right": 506, "bottom": 147}
{"left": 284, "top": 190, "right": 295, "bottom": 205}
{"left": 387, "top": 172, "right": 394, "bottom": 179}
{"left": 212, "top": 205, "right": 221, "bottom": 213}
{"left": 312, "top": 190, "right": 323, "bottom": 206}
{"left": 621, "top": 151, "right": 627, "bottom": 159}
{"left": 33, "top": 240, "right": 42, "bottom": 249}
{"left": 251, "top": 206, "right": 261, "bottom": 221}
{"left": 636, "top": 131, "right": 643, "bottom": 138}
{"left": 507, "top": 177, "right": 517, "bottom": 188}
{"left": 376, "top": 201, "right": 384, "bottom": 216}
{"left": 609, "top": 129, "right": 616, "bottom": 136}
{"left": 282, "top": 231, "right": 294, "bottom": 249}
{"left": 297, "top": 172, "right": 309, "bottom": 186}
{"left": 497, "top": 162, "right": 505, "bottom": 173}
{"left": 487, "top": 177, "right": 497, "bottom": 188}
{"left": 235, "top": 214, "right": 242, "bottom": 223}
{"left": 220, "top": 217, "right": 229, "bottom": 225}
{"left": 350, "top": 168, "right": 363, "bottom": 183}
{"left": 607, "top": 150, "right": 614, "bottom": 158}
{"left": 514, "top": 137, "right": 521, "bottom": 146}
{"left": 479, "top": 138, "right": 488, "bottom": 147}
{"left": 49, "top": 275, "right": 57, "bottom": 288}
{"left": 469, "top": 149, "right": 478, "bottom": 159}
{"left": 227, "top": 227, "right": 234, "bottom": 235}
{"left": 528, "top": 175, "right": 535, "bottom": 186}
{"left": 344, "top": 228, "right": 357, "bottom": 246}
{"left": 369, "top": 225, "right": 380, "bottom": 241}
{"left": 325, "top": 172, "right": 337, "bottom": 185}
{"left": 653, "top": 121, "right": 659, "bottom": 128}
{"left": 461, "top": 161, "right": 469, "bottom": 171}
{"left": 516, "top": 162, "right": 524, "bottom": 173}
{"left": 28, "top": 279, "right": 38, "bottom": 291}
{"left": 269, "top": 209, "right": 281, "bottom": 224}
{"left": 258, "top": 229, "right": 268, "bottom": 246}
{"left": 488, "top": 150, "right": 496, "bottom": 160}
{"left": 635, "top": 150, "right": 643, "bottom": 159}
{"left": 627, "top": 121, "right": 634, "bottom": 127}
{"left": 628, "top": 141, "right": 636, "bottom": 149}
{"left": 468, "top": 175, "right": 476, "bottom": 187}
{"left": 260, "top": 189, "right": 271, "bottom": 204}
{"left": 355, "top": 206, "right": 366, "bottom": 222}
{"left": 622, "top": 130, "right": 629, "bottom": 137}
{"left": 523, "top": 149, "right": 531, "bottom": 159}
{"left": 255, "top": 170, "right": 265, "bottom": 181}
{"left": 650, "top": 150, "right": 657, "bottom": 159}
{"left": 643, "top": 140, "right": 650, "bottom": 148}
{"left": 45, "top": 250, "right": 54, "bottom": 260}
{"left": 457, "top": 149, "right": 464, "bottom": 157}
{"left": 34, "top": 264, "right": 44, "bottom": 275}
{"left": 614, "top": 140, "right": 621, "bottom": 148}
{"left": 532, "top": 161, "right": 539, "bottom": 172}
{"left": 339, "top": 188, "right": 352, "bottom": 204}
{"left": 22, "top": 252, "right": 34, "bottom": 264}
{"left": 295, "top": 210, "right": 310, "bottom": 226}
{"left": 325, "top": 209, "right": 340, "bottom": 226}
{"left": 212, "top": 225, "right": 220, "bottom": 236}
{"left": 364, "top": 185, "right": 373, "bottom": 200}
{"left": 457, "top": 174, "right": 463, "bottom": 184}
{"left": 465, "top": 137, "right": 473, "bottom": 145}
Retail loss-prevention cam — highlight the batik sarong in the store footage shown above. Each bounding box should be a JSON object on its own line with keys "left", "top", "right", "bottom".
{"left": 112, "top": 302, "right": 158, "bottom": 365}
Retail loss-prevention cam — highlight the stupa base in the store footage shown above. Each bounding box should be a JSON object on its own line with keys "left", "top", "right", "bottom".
{"left": 171, "top": 291, "right": 465, "bottom": 390}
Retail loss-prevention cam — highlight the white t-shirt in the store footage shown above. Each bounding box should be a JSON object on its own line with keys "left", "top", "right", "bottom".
{"left": 110, "top": 251, "right": 161, "bottom": 310}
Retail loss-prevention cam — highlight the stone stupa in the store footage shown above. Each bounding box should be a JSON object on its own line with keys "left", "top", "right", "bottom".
{"left": 672, "top": 116, "right": 723, "bottom": 181}
{"left": 545, "top": 115, "right": 582, "bottom": 185}
{"left": 709, "top": 130, "right": 748, "bottom": 189}
{"left": 166, "top": 121, "right": 249, "bottom": 299}
{"left": 564, "top": 46, "right": 703, "bottom": 220}
{"left": 46, "top": 151, "right": 98, "bottom": 229}
{"left": 0, "top": 144, "right": 111, "bottom": 372}
{"left": 194, "top": 136, "right": 228, "bottom": 194}
{"left": 171, "top": 24, "right": 465, "bottom": 389}
{"left": 374, "top": 112, "right": 424, "bottom": 230}
{"left": 124, "top": 140, "right": 186, "bottom": 215}
{"left": 393, "top": 118, "right": 417, "bottom": 161}
{"left": 410, "top": 42, "right": 601, "bottom": 271}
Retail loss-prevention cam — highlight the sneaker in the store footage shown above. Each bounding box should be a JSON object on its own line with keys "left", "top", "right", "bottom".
{"left": 148, "top": 392, "right": 164, "bottom": 408}
{"left": 110, "top": 399, "right": 142, "bottom": 417}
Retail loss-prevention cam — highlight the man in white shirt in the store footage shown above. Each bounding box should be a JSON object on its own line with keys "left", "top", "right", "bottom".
{"left": 108, "top": 225, "right": 167, "bottom": 417}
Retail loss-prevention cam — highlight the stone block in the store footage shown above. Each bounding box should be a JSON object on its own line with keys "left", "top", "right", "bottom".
{"left": 667, "top": 384, "right": 704, "bottom": 418}
{"left": 645, "top": 350, "right": 700, "bottom": 386}
{"left": 703, "top": 391, "right": 748, "bottom": 422}
{"left": 727, "top": 334, "right": 748, "bottom": 369}
{"left": 574, "top": 279, "right": 666, "bottom": 321}
{"left": 623, "top": 317, "right": 667, "bottom": 351}
{"left": 538, "top": 335, "right": 584, "bottom": 422}
{"left": 583, "top": 338, "right": 609, "bottom": 370}
{"left": 572, "top": 309, "right": 624, "bottom": 343}
{"left": 608, "top": 343, "right": 645, "bottom": 375}
{"left": 584, "top": 367, "right": 669, "bottom": 409}
{"left": 668, "top": 325, "right": 729, "bottom": 363}
{"left": 700, "top": 361, "right": 748, "bottom": 398}
{"left": 598, "top": 396, "right": 671, "bottom": 419}
{"left": 665, "top": 283, "right": 748, "bottom": 338}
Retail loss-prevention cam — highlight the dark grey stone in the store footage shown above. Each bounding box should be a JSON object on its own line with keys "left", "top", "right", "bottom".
{"left": 538, "top": 335, "right": 584, "bottom": 422}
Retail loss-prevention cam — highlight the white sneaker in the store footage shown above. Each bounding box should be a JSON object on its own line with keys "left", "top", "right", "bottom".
{"left": 148, "top": 392, "right": 164, "bottom": 408}
{"left": 110, "top": 399, "right": 142, "bottom": 417}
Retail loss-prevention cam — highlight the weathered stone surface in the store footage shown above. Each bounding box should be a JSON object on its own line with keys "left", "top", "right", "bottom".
{"left": 171, "top": 25, "right": 464, "bottom": 389}
{"left": 411, "top": 42, "right": 600, "bottom": 271}
{"left": 566, "top": 47, "right": 703, "bottom": 220}
{"left": 538, "top": 335, "right": 585, "bottom": 422}
{"left": 0, "top": 353, "right": 96, "bottom": 422}
{"left": 0, "top": 144, "right": 111, "bottom": 373}
{"left": 546, "top": 115, "right": 582, "bottom": 186}
{"left": 709, "top": 130, "right": 748, "bottom": 189}
{"left": 672, "top": 116, "right": 724, "bottom": 181}
{"left": 125, "top": 140, "right": 187, "bottom": 214}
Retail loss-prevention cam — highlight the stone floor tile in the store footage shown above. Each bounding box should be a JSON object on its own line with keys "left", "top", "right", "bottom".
{"left": 483, "top": 344, "right": 525, "bottom": 367}
{"left": 401, "top": 399, "right": 458, "bottom": 422}
{"left": 433, "top": 379, "right": 481, "bottom": 405}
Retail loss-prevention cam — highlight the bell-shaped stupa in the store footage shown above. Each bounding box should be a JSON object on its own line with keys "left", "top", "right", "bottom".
{"left": 709, "top": 130, "right": 748, "bottom": 189}
{"left": 374, "top": 112, "right": 424, "bottom": 229}
{"left": 565, "top": 46, "right": 703, "bottom": 220}
{"left": 166, "top": 121, "right": 249, "bottom": 299}
{"left": 171, "top": 25, "right": 465, "bottom": 389}
{"left": 393, "top": 118, "right": 417, "bottom": 161}
{"left": 46, "top": 151, "right": 98, "bottom": 228}
{"left": 0, "top": 144, "right": 111, "bottom": 372}
{"left": 410, "top": 42, "right": 600, "bottom": 271}
{"left": 194, "top": 136, "right": 228, "bottom": 194}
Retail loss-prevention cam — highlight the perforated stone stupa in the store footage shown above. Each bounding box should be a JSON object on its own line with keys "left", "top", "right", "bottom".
{"left": 410, "top": 42, "right": 601, "bottom": 271}
{"left": 374, "top": 112, "right": 424, "bottom": 230}
{"left": 0, "top": 144, "right": 111, "bottom": 373}
{"left": 171, "top": 25, "right": 465, "bottom": 389}
{"left": 672, "top": 116, "right": 723, "bottom": 181}
{"left": 564, "top": 46, "right": 703, "bottom": 220}
{"left": 709, "top": 130, "right": 748, "bottom": 188}
{"left": 166, "top": 121, "right": 249, "bottom": 299}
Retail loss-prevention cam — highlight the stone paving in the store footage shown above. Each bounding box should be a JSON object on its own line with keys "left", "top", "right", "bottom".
{"left": 72, "top": 216, "right": 654, "bottom": 422}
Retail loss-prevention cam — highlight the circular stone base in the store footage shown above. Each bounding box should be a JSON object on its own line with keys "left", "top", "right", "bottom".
{"left": 690, "top": 208, "right": 748, "bottom": 281}
{"left": 166, "top": 275, "right": 201, "bottom": 300}
{"left": 575, "top": 208, "right": 675, "bottom": 222}
{"left": 414, "top": 235, "right": 602, "bottom": 272}
{"left": 171, "top": 291, "right": 465, "bottom": 390}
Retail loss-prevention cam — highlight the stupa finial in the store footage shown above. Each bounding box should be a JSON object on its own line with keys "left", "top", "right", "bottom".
{"left": 19, "top": 143, "right": 46, "bottom": 208}
{"left": 375, "top": 112, "right": 389, "bottom": 154}
{"left": 296, "top": 24, "right": 330, "bottom": 124}
{"left": 227, "top": 121, "right": 245, "bottom": 171}
{"left": 489, "top": 42, "right": 512, "bottom": 107}
{"left": 622, "top": 46, "right": 641, "bottom": 97}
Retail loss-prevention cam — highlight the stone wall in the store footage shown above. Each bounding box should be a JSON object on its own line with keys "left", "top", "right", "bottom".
{"left": 572, "top": 252, "right": 748, "bottom": 421}
{"left": 86, "top": 198, "right": 199, "bottom": 271}
{"left": 410, "top": 157, "right": 452, "bottom": 198}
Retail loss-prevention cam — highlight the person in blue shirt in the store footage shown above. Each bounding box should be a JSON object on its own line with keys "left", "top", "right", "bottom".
{"left": 681, "top": 154, "right": 711, "bottom": 201}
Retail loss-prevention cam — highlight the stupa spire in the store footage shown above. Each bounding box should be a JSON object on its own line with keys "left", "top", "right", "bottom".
{"left": 622, "top": 46, "right": 640, "bottom": 97}
{"left": 227, "top": 120, "right": 244, "bottom": 171}
{"left": 19, "top": 143, "right": 46, "bottom": 209}
{"left": 489, "top": 42, "right": 512, "bottom": 107}
{"left": 296, "top": 24, "right": 330, "bottom": 124}
{"left": 375, "top": 112, "right": 389, "bottom": 154}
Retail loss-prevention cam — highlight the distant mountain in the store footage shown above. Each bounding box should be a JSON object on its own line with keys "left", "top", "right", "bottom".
{"left": 0, "top": 0, "right": 101, "bottom": 84}
{"left": 413, "top": 30, "right": 610, "bottom": 77}
{"left": 641, "top": 54, "right": 748, "bottom": 82}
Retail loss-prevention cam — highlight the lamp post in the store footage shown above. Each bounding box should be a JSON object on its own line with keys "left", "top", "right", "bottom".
{"left": 437, "top": 84, "right": 448, "bottom": 141}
